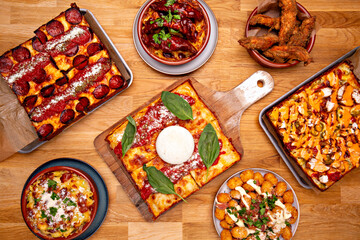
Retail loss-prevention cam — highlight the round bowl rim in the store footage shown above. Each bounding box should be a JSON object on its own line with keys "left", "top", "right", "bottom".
{"left": 137, "top": 0, "right": 211, "bottom": 66}
{"left": 245, "top": 2, "right": 316, "bottom": 68}
{"left": 21, "top": 165, "right": 99, "bottom": 240}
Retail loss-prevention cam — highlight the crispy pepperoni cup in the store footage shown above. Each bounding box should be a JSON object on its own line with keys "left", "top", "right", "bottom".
{"left": 21, "top": 166, "right": 98, "bottom": 240}
{"left": 245, "top": 3, "right": 316, "bottom": 68}
{"left": 138, "top": 0, "right": 211, "bottom": 66}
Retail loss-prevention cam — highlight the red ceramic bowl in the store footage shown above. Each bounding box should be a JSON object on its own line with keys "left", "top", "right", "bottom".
{"left": 21, "top": 166, "right": 98, "bottom": 240}
{"left": 245, "top": 3, "right": 316, "bottom": 68}
{"left": 138, "top": 0, "right": 211, "bottom": 66}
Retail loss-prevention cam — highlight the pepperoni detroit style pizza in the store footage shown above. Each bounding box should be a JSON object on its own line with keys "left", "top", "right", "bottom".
{"left": 106, "top": 80, "right": 241, "bottom": 220}
{"left": 0, "top": 3, "right": 127, "bottom": 140}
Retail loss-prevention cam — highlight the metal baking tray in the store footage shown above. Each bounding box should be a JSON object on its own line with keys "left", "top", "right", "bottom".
{"left": 19, "top": 9, "right": 133, "bottom": 153}
{"left": 259, "top": 46, "right": 360, "bottom": 189}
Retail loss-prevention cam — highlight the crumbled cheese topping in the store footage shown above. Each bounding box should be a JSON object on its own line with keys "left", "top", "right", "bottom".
{"left": 45, "top": 26, "right": 86, "bottom": 52}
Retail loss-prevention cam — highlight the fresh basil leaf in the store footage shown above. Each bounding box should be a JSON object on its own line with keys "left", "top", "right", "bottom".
{"left": 164, "top": 0, "right": 176, "bottom": 7}
{"left": 121, "top": 116, "right": 137, "bottom": 157}
{"left": 161, "top": 91, "right": 193, "bottom": 120}
{"left": 198, "top": 123, "right": 220, "bottom": 180}
{"left": 143, "top": 164, "right": 187, "bottom": 202}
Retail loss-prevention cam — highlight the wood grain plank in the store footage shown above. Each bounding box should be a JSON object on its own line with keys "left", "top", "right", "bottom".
{"left": 0, "top": 0, "right": 360, "bottom": 239}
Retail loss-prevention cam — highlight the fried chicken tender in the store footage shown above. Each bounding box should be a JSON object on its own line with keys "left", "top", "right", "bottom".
{"left": 249, "top": 14, "right": 280, "bottom": 30}
{"left": 263, "top": 45, "right": 312, "bottom": 65}
{"left": 278, "top": 0, "right": 297, "bottom": 45}
{"left": 288, "top": 16, "right": 316, "bottom": 47}
{"left": 238, "top": 34, "right": 279, "bottom": 51}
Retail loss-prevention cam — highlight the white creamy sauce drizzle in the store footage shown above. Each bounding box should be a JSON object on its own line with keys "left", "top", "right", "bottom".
{"left": 224, "top": 179, "right": 294, "bottom": 238}
{"left": 234, "top": 186, "right": 251, "bottom": 210}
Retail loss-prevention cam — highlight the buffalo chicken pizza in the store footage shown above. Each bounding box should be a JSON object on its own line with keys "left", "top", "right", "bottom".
{"left": 24, "top": 170, "right": 96, "bottom": 239}
{"left": 0, "top": 3, "right": 127, "bottom": 140}
{"left": 267, "top": 61, "right": 360, "bottom": 190}
{"left": 106, "top": 80, "right": 241, "bottom": 219}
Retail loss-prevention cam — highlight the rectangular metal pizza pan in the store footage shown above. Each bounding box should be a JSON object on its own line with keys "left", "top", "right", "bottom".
{"left": 19, "top": 9, "right": 133, "bottom": 153}
{"left": 259, "top": 46, "right": 360, "bottom": 189}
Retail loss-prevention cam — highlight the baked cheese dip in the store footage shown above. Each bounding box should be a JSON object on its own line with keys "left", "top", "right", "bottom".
{"left": 24, "top": 170, "right": 95, "bottom": 238}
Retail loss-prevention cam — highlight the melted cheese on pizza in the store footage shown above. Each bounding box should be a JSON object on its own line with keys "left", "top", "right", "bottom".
{"left": 0, "top": 3, "right": 126, "bottom": 141}
{"left": 106, "top": 80, "right": 241, "bottom": 219}
{"left": 267, "top": 61, "right": 360, "bottom": 190}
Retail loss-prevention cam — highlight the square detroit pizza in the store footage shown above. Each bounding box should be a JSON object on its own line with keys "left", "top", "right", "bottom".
{"left": 0, "top": 3, "right": 127, "bottom": 141}
{"left": 106, "top": 80, "right": 241, "bottom": 219}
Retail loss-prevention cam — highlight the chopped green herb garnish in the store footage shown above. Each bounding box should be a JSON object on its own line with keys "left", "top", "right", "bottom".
{"left": 260, "top": 207, "right": 266, "bottom": 215}
{"left": 49, "top": 207, "right": 57, "bottom": 216}
{"left": 169, "top": 28, "right": 179, "bottom": 34}
{"left": 238, "top": 207, "right": 246, "bottom": 216}
{"left": 60, "top": 229, "right": 67, "bottom": 232}
{"left": 153, "top": 29, "right": 172, "bottom": 44}
{"left": 253, "top": 180, "right": 257, "bottom": 184}
{"left": 251, "top": 199, "right": 256, "bottom": 203}
{"left": 51, "top": 192, "right": 60, "bottom": 200}
{"left": 255, "top": 236, "right": 261, "bottom": 240}
{"left": 34, "top": 198, "right": 41, "bottom": 205}
{"left": 164, "top": 0, "right": 176, "bottom": 7}
{"left": 154, "top": 18, "right": 164, "bottom": 27}
{"left": 61, "top": 214, "right": 65, "bottom": 219}
{"left": 251, "top": 205, "right": 255, "bottom": 210}
{"left": 285, "top": 221, "right": 291, "bottom": 227}
{"left": 153, "top": 34, "right": 161, "bottom": 44}
{"left": 163, "top": 10, "right": 173, "bottom": 23}
{"left": 41, "top": 210, "right": 47, "bottom": 219}
{"left": 168, "top": 42, "right": 171, "bottom": 48}
{"left": 254, "top": 220, "right": 262, "bottom": 228}
{"left": 63, "top": 197, "right": 77, "bottom": 207}
{"left": 47, "top": 179, "right": 57, "bottom": 190}
{"left": 173, "top": 14, "right": 181, "bottom": 20}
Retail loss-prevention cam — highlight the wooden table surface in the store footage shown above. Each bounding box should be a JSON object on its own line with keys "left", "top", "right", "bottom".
{"left": 1, "top": 0, "right": 360, "bottom": 239}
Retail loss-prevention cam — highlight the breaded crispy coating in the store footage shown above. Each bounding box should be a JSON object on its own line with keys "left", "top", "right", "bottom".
{"left": 263, "top": 45, "right": 312, "bottom": 65}
{"left": 238, "top": 34, "right": 279, "bottom": 51}
{"left": 278, "top": 0, "right": 298, "bottom": 45}
{"left": 288, "top": 16, "right": 316, "bottom": 47}
{"left": 249, "top": 14, "right": 280, "bottom": 30}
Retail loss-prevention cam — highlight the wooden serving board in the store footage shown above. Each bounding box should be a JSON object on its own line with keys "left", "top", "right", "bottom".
{"left": 94, "top": 71, "right": 274, "bottom": 221}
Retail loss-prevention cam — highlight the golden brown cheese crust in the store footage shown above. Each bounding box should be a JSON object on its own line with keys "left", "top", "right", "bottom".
{"left": 266, "top": 61, "right": 360, "bottom": 190}
{"left": 106, "top": 80, "right": 241, "bottom": 219}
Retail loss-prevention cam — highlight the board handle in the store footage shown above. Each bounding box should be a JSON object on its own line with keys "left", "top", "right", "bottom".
{"left": 233, "top": 70, "right": 274, "bottom": 112}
